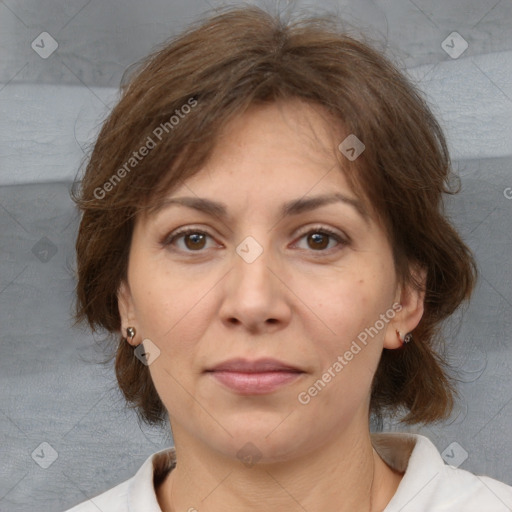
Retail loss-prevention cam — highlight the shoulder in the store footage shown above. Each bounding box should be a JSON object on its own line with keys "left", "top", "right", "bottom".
{"left": 372, "top": 432, "right": 512, "bottom": 512}
{"left": 62, "top": 448, "right": 176, "bottom": 512}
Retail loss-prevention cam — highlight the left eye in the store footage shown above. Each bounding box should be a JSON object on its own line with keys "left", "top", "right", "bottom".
{"left": 294, "top": 228, "right": 345, "bottom": 251}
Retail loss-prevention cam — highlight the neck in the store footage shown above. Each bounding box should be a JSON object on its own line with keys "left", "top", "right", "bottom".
{"left": 156, "top": 425, "right": 403, "bottom": 512}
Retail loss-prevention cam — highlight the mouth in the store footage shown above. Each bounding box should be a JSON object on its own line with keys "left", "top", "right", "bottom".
{"left": 205, "top": 358, "right": 305, "bottom": 395}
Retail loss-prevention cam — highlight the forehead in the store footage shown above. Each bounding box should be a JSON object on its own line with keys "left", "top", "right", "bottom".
{"left": 142, "top": 99, "right": 377, "bottom": 225}
{"left": 212, "top": 99, "right": 344, "bottom": 169}
{"left": 171, "top": 101, "right": 350, "bottom": 195}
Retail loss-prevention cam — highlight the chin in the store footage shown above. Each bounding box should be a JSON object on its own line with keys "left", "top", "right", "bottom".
{"left": 202, "top": 415, "right": 310, "bottom": 463}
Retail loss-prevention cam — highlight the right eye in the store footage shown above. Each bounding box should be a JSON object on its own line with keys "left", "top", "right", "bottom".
{"left": 162, "top": 228, "right": 220, "bottom": 252}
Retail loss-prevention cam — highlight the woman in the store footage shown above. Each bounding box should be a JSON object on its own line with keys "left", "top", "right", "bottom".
{"left": 66, "top": 5, "right": 512, "bottom": 511}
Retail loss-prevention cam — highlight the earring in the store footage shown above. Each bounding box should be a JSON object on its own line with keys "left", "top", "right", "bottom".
{"left": 396, "top": 330, "right": 413, "bottom": 345}
{"left": 126, "top": 326, "right": 136, "bottom": 342}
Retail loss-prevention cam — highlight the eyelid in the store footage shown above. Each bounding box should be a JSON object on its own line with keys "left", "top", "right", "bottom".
{"left": 161, "top": 225, "right": 221, "bottom": 249}
{"left": 162, "top": 223, "right": 350, "bottom": 253}
{"left": 292, "top": 224, "right": 349, "bottom": 246}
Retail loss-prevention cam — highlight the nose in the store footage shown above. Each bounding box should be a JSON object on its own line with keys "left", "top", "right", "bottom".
{"left": 218, "top": 239, "right": 292, "bottom": 334}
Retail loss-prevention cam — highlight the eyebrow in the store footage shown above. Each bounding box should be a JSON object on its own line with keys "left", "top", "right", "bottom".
{"left": 150, "top": 193, "right": 369, "bottom": 224}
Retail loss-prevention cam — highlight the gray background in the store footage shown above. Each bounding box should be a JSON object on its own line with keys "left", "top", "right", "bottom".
{"left": 0, "top": 0, "right": 511, "bottom": 511}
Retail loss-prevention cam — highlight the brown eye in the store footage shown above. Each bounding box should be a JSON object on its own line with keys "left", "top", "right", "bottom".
{"left": 294, "top": 227, "right": 346, "bottom": 252}
{"left": 164, "top": 228, "right": 217, "bottom": 252}
{"left": 307, "top": 232, "right": 330, "bottom": 250}
{"left": 184, "top": 232, "right": 207, "bottom": 250}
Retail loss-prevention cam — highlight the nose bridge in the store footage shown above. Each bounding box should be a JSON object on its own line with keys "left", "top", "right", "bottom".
{"left": 219, "top": 232, "right": 291, "bottom": 328}
{"left": 233, "top": 234, "right": 274, "bottom": 299}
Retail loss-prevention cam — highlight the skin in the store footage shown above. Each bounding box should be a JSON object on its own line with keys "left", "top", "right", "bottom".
{"left": 118, "top": 98, "right": 426, "bottom": 512}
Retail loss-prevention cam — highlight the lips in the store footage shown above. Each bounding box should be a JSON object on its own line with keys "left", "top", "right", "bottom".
{"left": 207, "top": 358, "right": 303, "bottom": 373}
{"left": 205, "top": 358, "right": 305, "bottom": 395}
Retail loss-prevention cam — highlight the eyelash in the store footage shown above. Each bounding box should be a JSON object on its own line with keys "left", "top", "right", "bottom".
{"left": 162, "top": 225, "right": 349, "bottom": 255}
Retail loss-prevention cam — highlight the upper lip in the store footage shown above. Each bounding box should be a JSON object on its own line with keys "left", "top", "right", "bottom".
{"left": 206, "top": 358, "right": 304, "bottom": 373}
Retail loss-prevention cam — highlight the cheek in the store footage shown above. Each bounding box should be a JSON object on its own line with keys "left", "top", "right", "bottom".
{"left": 301, "top": 263, "right": 396, "bottom": 363}
{"left": 132, "top": 271, "right": 213, "bottom": 412}
{"left": 306, "top": 272, "right": 379, "bottom": 329}
{"left": 298, "top": 278, "right": 391, "bottom": 416}
{"left": 128, "top": 249, "right": 211, "bottom": 341}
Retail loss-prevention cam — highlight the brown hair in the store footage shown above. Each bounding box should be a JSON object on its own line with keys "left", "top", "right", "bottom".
{"left": 72, "top": 5, "right": 477, "bottom": 427}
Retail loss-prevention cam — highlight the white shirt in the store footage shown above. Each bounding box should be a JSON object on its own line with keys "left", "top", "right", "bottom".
{"left": 64, "top": 433, "right": 512, "bottom": 511}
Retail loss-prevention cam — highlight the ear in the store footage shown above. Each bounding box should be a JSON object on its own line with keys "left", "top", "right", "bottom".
{"left": 117, "top": 280, "right": 138, "bottom": 346}
{"left": 384, "top": 264, "right": 427, "bottom": 350}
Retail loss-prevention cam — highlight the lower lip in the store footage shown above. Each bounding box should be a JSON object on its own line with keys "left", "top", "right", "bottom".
{"left": 208, "top": 371, "right": 303, "bottom": 394}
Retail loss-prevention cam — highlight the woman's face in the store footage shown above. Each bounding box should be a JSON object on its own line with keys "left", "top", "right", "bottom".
{"left": 118, "top": 99, "right": 424, "bottom": 462}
